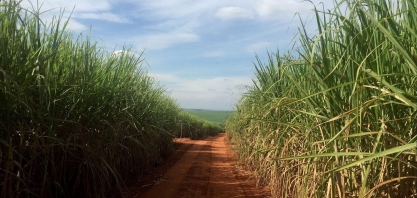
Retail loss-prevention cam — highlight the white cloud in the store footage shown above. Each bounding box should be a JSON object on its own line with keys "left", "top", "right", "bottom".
{"left": 76, "top": 12, "right": 130, "bottom": 23}
{"left": 66, "top": 19, "right": 88, "bottom": 31}
{"left": 133, "top": 0, "right": 221, "bottom": 19}
{"left": 149, "top": 74, "right": 252, "bottom": 110}
{"left": 135, "top": 33, "right": 199, "bottom": 50}
{"left": 130, "top": 0, "right": 331, "bottom": 23}
{"left": 21, "top": 0, "right": 111, "bottom": 12}
{"left": 203, "top": 50, "right": 225, "bottom": 58}
{"left": 112, "top": 50, "right": 142, "bottom": 59}
{"left": 20, "top": 0, "right": 123, "bottom": 30}
{"left": 215, "top": 7, "right": 254, "bottom": 20}
{"left": 246, "top": 41, "right": 272, "bottom": 52}
{"left": 256, "top": 0, "right": 306, "bottom": 19}
{"left": 256, "top": 0, "right": 337, "bottom": 20}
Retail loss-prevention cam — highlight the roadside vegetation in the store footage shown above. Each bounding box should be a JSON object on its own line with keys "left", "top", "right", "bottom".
{"left": 176, "top": 111, "right": 223, "bottom": 140}
{"left": 225, "top": 0, "right": 417, "bottom": 197}
{"left": 0, "top": 1, "right": 220, "bottom": 197}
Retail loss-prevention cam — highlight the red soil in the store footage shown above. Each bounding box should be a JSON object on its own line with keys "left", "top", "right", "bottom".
{"left": 122, "top": 133, "right": 270, "bottom": 198}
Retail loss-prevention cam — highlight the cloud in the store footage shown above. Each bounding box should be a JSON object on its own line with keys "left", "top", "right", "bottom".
{"left": 64, "top": 19, "right": 87, "bottom": 31}
{"left": 135, "top": 33, "right": 199, "bottom": 50}
{"left": 21, "top": 0, "right": 111, "bottom": 12}
{"left": 256, "top": 0, "right": 305, "bottom": 19}
{"left": 203, "top": 50, "right": 225, "bottom": 58}
{"left": 256, "top": 0, "right": 337, "bottom": 20}
{"left": 20, "top": 0, "right": 123, "bottom": 30}
{"left": 76, "top": 12, "right": 130, "bottom": 23}
{"left": 133, "top": 0, "right": 220, "bottom": 19}
{"left": 215, "top": 7, "right": 254, "bottom": 20}
{"left": 149, "top": 73, "right": 252, "bottom": 110}
{"left": 112, "top": 50, "right": 143, "bottom": 59}
{"left": 246, "top": 41, "right": 272, "bottom": 52}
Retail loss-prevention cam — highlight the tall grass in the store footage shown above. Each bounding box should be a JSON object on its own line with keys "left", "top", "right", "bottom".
{"left": 226, "top": 0, "right": 417, "bottom": 197}
{"left": 0, "top": 1, "right": 221, "bottom": 197}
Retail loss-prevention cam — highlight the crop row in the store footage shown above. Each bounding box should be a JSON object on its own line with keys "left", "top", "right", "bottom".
{"left": 226, "top": 0, "right": 417, "bottom": 197}
{"left": 0, "top": 1, "right": 221, "bottom": 197}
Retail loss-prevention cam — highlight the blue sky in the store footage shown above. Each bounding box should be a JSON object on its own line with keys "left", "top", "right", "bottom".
{"left": 21, "top": 0, "right": 335, "bottom": 110}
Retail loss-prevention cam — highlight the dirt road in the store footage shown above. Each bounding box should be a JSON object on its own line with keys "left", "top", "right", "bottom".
{"left": 123, "top": 133, "right": 269, "bottom": 198}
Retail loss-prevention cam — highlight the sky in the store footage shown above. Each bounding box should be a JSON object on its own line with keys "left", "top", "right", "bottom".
{"left": 20, "top": 0, "right": 336, "bottom": 110}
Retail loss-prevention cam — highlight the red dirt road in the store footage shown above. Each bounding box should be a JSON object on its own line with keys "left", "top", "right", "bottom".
{"left": 123, "top": 133, "right": 269, "bottom": 198}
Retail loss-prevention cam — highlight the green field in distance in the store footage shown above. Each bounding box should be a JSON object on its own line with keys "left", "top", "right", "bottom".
{"left": 183, "top": 109, "right": 233, "bottom": 125}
